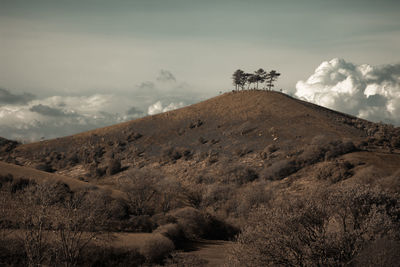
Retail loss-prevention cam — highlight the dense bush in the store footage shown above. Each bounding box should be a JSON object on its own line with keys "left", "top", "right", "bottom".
{"left": 316, "top": 160, "right": 354, "bottom": 183}
{"left": 35, "top": 163, "right": 55, "bottom": 173}
{"left": 161, "top": 147, "right": 192, "bottom": 164}
{"left": 139, "top": 234, "right": 175, "bottom": 263}
{"left": 11, "top": 178, "right": 34, "bottom": 193}
{"left": 262, "top": 159, "right": 298, "bottom": 180}
{"left": 154, "top": 223, "right": 185, "bottom": 244}
{"left": 222, "top": 167, "right": 258, "bottom": 185}
{"left": 106, "top": 158, "right": 122, "bottom": 175}
{"left": 228, "top": 185, "right": 400, "bottom": 266}
{"left": 298, "top": 137, "right": 357, "bottom": 166}
{"left": 169, "top": 207, "right": 208, "bottom": 239}
{"left": 169, "top": 207, "right": 237, "bottom": 240}
{"left": 0, "top": 174, "right": 13, "bottom": 189}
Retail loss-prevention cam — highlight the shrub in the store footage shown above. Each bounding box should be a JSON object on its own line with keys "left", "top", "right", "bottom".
{"left": 354, "top": 238, "right": 400, "bottom": 267}
{"left": 235, "top": 147, "right": 252, "bottom": 157}
{"left": 222, "top": 167, "right": 258, "bottom": 185}
{"left": 169, "top": 207, "right": 207, "bottom": 239}
{"left": 82, "top": 246, "right": 145, "bottom": 267}
{"left": 128, "top": 215, "right": 155, "bottom": 232}
{"left": 139, "top": 234, "right": 175, "bottom": 263}
{"left": 120, "top": 173, "right": 157, "bottom": 216}
{"left": 11, "top": 178, "right": 34, "bottom": 193}
{"left": 106, "top": 158, "right": 121, "bottom": 175}
{"left": 154, "top": 223, "right": 184, "bottom": 243}
{"left": 316, "top": 160, "right": 354, "bottom": 183}
{"left": 228, "top": 185, "right": 400, "bottom": 266}
{"left": 298, "top": 137, "right": 356, "bottom": 167}
{"left": 35, "top": 163, "right": 55, "bottom": 173}
{"left": 262, "top": 159, "right": 298, "bottom": 180}
{"left": 0, "top": 174, "right": 13, "bottom": 189}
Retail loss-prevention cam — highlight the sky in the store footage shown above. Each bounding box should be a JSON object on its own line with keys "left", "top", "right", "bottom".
{"left": 0, "top": 0, "right": 399, "bottom": 142}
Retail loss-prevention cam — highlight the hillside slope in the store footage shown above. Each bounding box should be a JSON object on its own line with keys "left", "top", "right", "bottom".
{"left": 0, "top": 90, "right": 399, "bottom": 191}
{"left": 1, "top": 91, "right": 374, "bottom": 175}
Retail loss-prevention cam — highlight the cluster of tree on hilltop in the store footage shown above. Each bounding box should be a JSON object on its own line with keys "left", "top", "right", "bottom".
{"left": 232, "top": 69, "right": 281, "bottom": 91}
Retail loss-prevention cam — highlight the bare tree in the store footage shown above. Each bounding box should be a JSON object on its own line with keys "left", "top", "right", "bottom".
{"left": 228, "top": 185, "right": 400, "bottom": 266}
{"left": 19, "top": 182, "right": 60, "bottom": 267}
{"left": 119, "top": 174, "right": 157, "bottom": 216}
{"left": 54, "top": 189, "right": 108, "bottom": 267}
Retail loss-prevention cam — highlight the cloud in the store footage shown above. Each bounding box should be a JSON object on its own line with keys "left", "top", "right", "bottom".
{"left": 0, "top": 88, "right": 35, "bottom": 105}
{"left": 137, "top": 81, "right": 156, "bottom": 90}
{"left": 295, "top": 58, "right": 400, "bottom": 125}
{"left": 0, "top": 94, "right": 129, "bottom": 142}
{"left": 30, "top": 104, "right": 75, "bottom": 117}
{"left": 0, "top": 70, "right": 205, "bottom": 142}
{"left": 147, "top": 101, "right": 185, "bottom": 115}
{"left": 156, "top": 69, "right": 176, "bottom": 82}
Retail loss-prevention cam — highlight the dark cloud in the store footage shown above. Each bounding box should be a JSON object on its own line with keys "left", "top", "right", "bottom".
{"left": 126, "top": 106, "right": 144, "bottom": 116}
{"left": 157, "top": 70, "right": 176, "bottom": 82}
{"left": 30, "top": 104, "right": 73, "bottom": 117}
{"left": 137, "top": 81, "right": 155, "bottom": 90}
{"left": 0, "top": 88, "right": 35, "bottom": 105}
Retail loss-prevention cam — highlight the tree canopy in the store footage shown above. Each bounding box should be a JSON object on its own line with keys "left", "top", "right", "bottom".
{"left": 232, "top": 69, "right": 281, "bottom": 91}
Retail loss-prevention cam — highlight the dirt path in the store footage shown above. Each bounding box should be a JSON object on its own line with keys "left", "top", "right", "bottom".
{"left": 181, "top": 240, "right": 233, "bottom": 267}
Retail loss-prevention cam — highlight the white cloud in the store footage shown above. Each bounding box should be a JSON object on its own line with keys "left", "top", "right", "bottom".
{"left": 295, "top": 58, "right": 400, "bottom": 125}
{"left": 147, "top": 101, "right": 185, "bottom": 115}
{"left": 0, "top": 94, "right": 140, "bottom": 142}
{"left": 0, "top": 69, "right": 204, "bottom": 142}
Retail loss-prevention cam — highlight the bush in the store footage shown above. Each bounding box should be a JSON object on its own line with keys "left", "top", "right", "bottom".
{"left": 222, "top": 167, "right": 258, "bottom": 185}
{"left": 35, "top": 163, "right": 55, "bottom": 173}
{"left": 139, "top": 234, "right": 175, "bottom": 263}
{"left": 107, "top": 158, "right": 122, "bottom": 175}
{"left": 11, "top": 178, "right": 34, "bottom": 193}
{"left": 235, "top": 147, "right": 252, "bottom": 157}
{"left": 262, "top": 159, "right": 298, "bottom": 180}
{"left": 298, "top": 138, "right": 357, "bottom": 167}
{"left": 169, "top": 207, "right": 207, "bottom": 239}
{"left": 316, "top": 160, "right": 354, "bottom": 183}
{"left": 228, "top": 185, "right": 400, "bottom": 266}
{"left": 82, "top": 246, "right": 145, "bottom": 267}
{"left": 0, "top": 174, "right": 13, "bottom": 189}
{"left": 128, "top": 215, "right": 155, "bottom": 232}
{"left": 154, "top": 223, "right": 184, "bottom": 243}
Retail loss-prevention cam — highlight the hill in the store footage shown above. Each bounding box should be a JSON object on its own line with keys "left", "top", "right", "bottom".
{"left": 1, "top": 91, "right": 386, "bottom": 179}
{"left": 1, "top": 90, "right": 400, "bottom": 266}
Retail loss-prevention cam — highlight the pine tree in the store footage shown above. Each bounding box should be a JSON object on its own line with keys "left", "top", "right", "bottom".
{"left": 265, "top": 70, "right": 281, "bottom": 90}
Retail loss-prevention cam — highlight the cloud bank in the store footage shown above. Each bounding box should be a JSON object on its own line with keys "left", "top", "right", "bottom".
{"left": 0, "top": 70, "right": 198, "bottom": 142}
{"left": 295, "top": 58, "right": 400, "bottom": 125}
{"left": 0, "top": 94, "right": 137, "bottom": 142}
{"left": 0, "top": 88, "right": 35, "bottom": 105}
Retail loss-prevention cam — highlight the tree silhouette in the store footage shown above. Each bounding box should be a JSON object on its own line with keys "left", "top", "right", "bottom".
{"left": 246, "top": 74, "right": 257, "bottom": 89}
{"left": 232, "top": 69, "right": 246, "bottom": 90}
{"left": 254, "top": 68, "right": 267, "bottom": 90}
{"left": 233, "top": 69, "right": 281, "bottom": 91}
{"left": 265, "top": 70, "right": 281, "bottom": 90}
